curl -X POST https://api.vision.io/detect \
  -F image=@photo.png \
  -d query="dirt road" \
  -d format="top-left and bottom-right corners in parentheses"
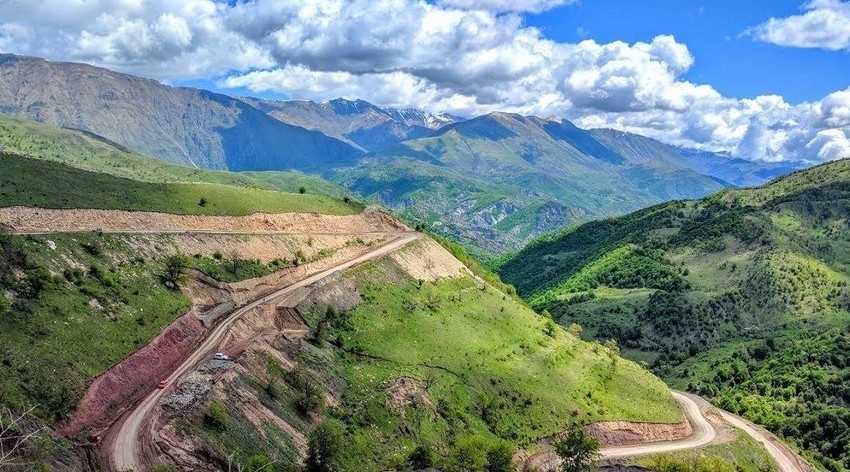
top-left (600, 391), bottom-right (716, 458)
top-left (106, 232), bottom-right (419, 472)
top-left (599, 391), bottom-right (807, 472)
top-left (717, 409), bottom-right (812, 472)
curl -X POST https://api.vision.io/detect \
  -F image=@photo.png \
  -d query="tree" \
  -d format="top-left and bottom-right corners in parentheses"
top-left (305, 420), bottom-right (344, 472)
top-left (162, 254), bottom-right (188, 289)
top-left (226, 250), bottom-right (242, 275)
top-left (485, 443), bottom-right (514, 472)
top-left (299, 186), bottom-right (307, 194)
top-left (604, 339), bottom-right (620, 366)
top-left (544, 319), bottom-right (558, 338)
top-left (205, 401), bottom-right (228, 431)
top-left (408, 444), bottom-right (435, 470)
top-left (554, 428), bottom-right (599, 472)
top-left (567, 323), bottom-right (583, 338)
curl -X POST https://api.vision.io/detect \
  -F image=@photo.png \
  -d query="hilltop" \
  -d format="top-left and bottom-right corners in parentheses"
top-left (497, 159), bottom-right (850, 471)
top-left (241, 97), bottom-right (460, 152)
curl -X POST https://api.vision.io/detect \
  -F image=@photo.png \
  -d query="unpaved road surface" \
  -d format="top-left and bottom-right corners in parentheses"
top-left (106, 232), bottom-right (419, 472)
top-left (600, 391), bottom-right (808, 472)
top-left (600, 391), bottom-right (716, 458)
top-left (717, 409), bottom-right (812, 472)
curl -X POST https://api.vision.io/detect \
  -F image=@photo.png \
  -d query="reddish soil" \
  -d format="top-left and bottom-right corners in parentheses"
top-left (586, 419), bottom-right (693, 447)
top-left (58, 311), bottom-right (207, 439)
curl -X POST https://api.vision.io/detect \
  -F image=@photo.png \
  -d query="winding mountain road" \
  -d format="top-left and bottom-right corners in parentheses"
top-left (105, 232), bottom-right (420, 472)
top-left (598, 391), bottom-right (807, 471)
top-left (599, 392), bottom-right (716, 459)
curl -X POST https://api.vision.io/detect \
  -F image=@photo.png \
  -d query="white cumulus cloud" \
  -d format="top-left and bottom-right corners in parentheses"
top-left (749, 0), bottom-right (850, 50)
top-left (0, 0), bottom-right (848, 163)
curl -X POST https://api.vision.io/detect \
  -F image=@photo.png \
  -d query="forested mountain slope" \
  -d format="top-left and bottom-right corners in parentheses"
top-left (498, 159), bottom-right (850, 470)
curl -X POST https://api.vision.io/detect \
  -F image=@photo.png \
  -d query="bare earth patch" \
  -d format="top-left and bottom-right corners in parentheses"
top-left (0, 206), bottom-right (408, 234)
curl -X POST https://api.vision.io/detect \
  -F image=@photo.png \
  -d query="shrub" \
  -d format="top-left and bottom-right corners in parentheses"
top-left (408, 444), bottom-right (435, 469)
top-left (247, 454), bottom-right (273, 471)
top-left (299, 186), bottom-right (307, 194)
top-left (205, 401), bottom-right (228, 431)
top-left (453, 435), bottom-right (487, 472)
top-left (554, 428), bottom-right (599, 472)
top-left (161, 254), bottom-right (188, 289)
top-left (306, 419), bottom-right (344, 472)
top-left (485, 443), bottom-right (515, 472)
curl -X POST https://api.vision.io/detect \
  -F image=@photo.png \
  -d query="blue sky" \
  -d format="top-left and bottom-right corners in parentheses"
top-left (526, 0), bottom-right (849, 103)
top-left (1, 0), bottom-right (849, 162)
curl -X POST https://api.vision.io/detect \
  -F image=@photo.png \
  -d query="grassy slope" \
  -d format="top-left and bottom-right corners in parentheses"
top-left (178, 238), bottom-right (684, 471)
top-left (0, 152), bottom-right (360, 216)
top-left (497, 159), bottom-right (850, 471)
top-left (294, 249), bottom-right (681, 471)
top-left (0, 232), bottom-right (190, 421)
top-left (0, 114), bottom-right (355, 201)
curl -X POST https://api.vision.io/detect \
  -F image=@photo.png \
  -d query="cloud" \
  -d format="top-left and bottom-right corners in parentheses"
top-left (436, 0), bottom-right (575, 13)
top-left (0, 0), bottom-right (848, 163)
top-left (748, 0), bottom-right (850, 50)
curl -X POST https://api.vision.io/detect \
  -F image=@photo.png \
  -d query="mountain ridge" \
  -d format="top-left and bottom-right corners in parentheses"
top-left (0, 53), bottom-right (364, 171)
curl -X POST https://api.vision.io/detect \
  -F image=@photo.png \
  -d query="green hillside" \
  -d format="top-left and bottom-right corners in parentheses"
top-left (175, 240), bottom-right (683, 472)
top-left (497, 159), bottom-right (850, 471)
top-left (0, 114), bottom-right (354, 200)
top-left (0, 152), bottom-right (360, 216)
top-left (339, 113), bottom-right (725, 257)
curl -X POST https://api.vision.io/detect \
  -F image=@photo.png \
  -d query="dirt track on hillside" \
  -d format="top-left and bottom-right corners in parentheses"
top-left (0, 206), bottom-right (407, 234)
top-left (105, 233), bottom-right (420, 472)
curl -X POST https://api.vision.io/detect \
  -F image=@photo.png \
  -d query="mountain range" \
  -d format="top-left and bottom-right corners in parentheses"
top-left (0, 53), bottom-right (805, 255)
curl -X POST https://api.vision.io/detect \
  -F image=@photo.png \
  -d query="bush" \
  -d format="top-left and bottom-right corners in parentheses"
top-left (453, 435), bottom-right (487, 472)
top-left (408, 444), bottom-right (435, 469)
top-left (485, 443), bottom-right (515, 472)
top-left (161, 254), bottom-right (188, 289)
top-left (247, 454), bottom-right (273, 471)
top-left (299, 186), bottom-right (307, 194)
top-left (205, 401), bottom-right (228, 431)
top-left (554, 428), bottom-right (599, 472)
top-left (306, 419), bottom-right (344, 472)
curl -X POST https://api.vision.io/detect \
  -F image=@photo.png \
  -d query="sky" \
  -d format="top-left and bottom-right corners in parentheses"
top-left (0, 0), bottom-right (849, 163)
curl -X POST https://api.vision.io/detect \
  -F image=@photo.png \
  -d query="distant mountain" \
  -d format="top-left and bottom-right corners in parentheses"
top-left (338, 112), bottom-right (727, 255)
top-left (0, 54), bottom-right (363, 171)
top-left (674, 147), bottom-right (806, 187)
top-left (241, 97), bottom-right (461, 152)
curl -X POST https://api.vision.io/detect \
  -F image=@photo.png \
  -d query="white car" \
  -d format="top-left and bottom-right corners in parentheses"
top-left (213, 352), bottom-right (229, 361)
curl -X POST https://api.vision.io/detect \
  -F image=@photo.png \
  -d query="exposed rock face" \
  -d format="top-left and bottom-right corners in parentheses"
top-left (586, 419), bottom-right (693, 447)
top-left (0, 54), bottom-right (363, 171)
top-left (58, 312), bottom-right (207, 438)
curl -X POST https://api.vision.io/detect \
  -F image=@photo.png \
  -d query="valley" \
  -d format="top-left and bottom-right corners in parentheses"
top-left (0, 49), bottom-right (837, 472)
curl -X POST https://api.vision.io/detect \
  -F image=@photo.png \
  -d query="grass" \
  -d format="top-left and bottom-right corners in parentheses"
top-left (0, 152), bottom-right (361, 216)
top-left (631, 431), bottom-right (779, 472)
top-left (0, 233), bottom-right (190, 421)
top-left (299, 254), bottom-right (682, 471)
